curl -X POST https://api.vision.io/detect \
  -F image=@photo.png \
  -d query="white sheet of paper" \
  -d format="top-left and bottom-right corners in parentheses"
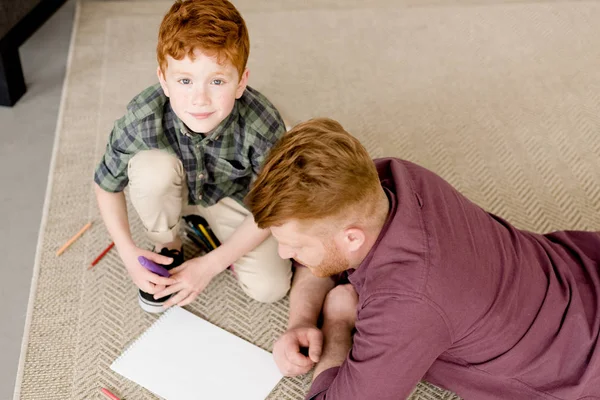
top-left (110, 306), bottom-right (282, 400)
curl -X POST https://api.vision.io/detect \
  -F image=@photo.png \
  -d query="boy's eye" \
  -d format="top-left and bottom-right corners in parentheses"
top-left (211, 79), bottom-right (224, 85)
top-left (179, 78), bottom-right (191, 85)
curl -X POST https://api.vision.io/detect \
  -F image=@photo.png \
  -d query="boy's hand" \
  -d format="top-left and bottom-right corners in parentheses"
top-left (119, 244), bottom-right (176, 294)
top-left (273, 325), bottom-right (323, 376)
top-left (155, 254), bottom-right (223, 307)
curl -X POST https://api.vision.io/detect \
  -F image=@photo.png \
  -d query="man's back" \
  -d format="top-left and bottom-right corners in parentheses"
top-left (350, 158), bottom-right (600, 399)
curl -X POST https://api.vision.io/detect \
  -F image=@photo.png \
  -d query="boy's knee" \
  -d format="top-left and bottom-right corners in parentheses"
top-left (128, 150), bottom-right (183, 196)
top-left (241, 276), bottom-right (291, 304)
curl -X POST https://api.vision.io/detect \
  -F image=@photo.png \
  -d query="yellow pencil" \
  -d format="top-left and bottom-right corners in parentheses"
top-left (198, 225), bottom-right (217, 249)
top-left (56, 222), bottom-right (93, 256)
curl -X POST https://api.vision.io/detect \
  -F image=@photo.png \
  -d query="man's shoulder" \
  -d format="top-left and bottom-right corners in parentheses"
top-left (236, 86), bottom-right (285, 140)
top-left (374, 158), bottom-right (413, 188)
top-left (119, 83), bottom-right (168, 126)
top-left (374, 157), bottom-right (425, 174)
top-left (375, 157), bottom-right (447, 189)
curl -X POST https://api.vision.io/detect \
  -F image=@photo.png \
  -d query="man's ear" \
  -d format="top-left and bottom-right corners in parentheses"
top-left (157, 66), bottom-right (170, 97)
top-left (235, 68), bottom-right (250, 99)
top-left (342, 228), bottom-right (366, 253)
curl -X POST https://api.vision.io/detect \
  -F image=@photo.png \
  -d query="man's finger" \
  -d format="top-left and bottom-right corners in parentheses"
top-left (284, 344), bottom-right (313, 367)
top-left (306, 329), bottom-right (323, 362)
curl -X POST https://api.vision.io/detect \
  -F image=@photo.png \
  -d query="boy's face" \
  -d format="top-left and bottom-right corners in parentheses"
top-left (158, 49), bottom-right (249, 134)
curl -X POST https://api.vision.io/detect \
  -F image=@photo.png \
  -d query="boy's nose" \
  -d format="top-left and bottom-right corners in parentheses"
top-left (191, 87), bottom-right (210, 106)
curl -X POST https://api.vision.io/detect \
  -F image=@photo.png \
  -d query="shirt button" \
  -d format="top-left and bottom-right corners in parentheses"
top-left (198, 173), bottom-right (204, 179)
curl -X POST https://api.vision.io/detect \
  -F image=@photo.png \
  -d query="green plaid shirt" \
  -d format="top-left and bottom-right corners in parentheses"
top-left (94, 83), bottom-right (285, 207)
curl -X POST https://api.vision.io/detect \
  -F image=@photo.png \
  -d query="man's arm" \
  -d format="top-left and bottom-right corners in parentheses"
top-left (288, 266), bottom-right (335, 329)
top-left (312, 285), bottom-right (357, 379)
top-left (313, 321), bottom-right (353, 377)
top-left (307, 295), bottom-right (452, 400)
top-left (272, 266), bottom-right (334, 376)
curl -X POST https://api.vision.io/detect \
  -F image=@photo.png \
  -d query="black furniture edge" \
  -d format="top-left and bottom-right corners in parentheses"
top-left (0, 0), bottom-right (69, 107)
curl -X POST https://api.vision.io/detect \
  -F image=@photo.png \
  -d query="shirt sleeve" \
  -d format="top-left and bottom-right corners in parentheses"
top-left (248, 117), bottom-right (286, 179)
top-left (93, 113), bottom-right (141, 192)
top-left (307, 295), bottom-right (452, 400)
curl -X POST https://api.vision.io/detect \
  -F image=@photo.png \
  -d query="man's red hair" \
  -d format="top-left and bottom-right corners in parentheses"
top-left (246, 118), bottom-right (381, 229)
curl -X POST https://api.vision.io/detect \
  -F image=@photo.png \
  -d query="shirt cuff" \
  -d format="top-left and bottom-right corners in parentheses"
top-left (306, 367), bottom-right (340, 399)
top-left (93, 168), bottom-right (127, 193)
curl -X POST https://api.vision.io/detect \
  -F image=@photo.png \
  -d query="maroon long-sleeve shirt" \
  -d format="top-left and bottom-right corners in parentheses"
top-left (307, 158), bottom-right (600, 400)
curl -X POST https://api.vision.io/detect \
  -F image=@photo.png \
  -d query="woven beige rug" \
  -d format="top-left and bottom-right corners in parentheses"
top-left (14, 0), bottom-right (600, 399)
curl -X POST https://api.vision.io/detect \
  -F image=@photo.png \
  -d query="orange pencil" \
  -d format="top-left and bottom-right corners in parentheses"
top-left (100, 387), bottom-right (121, 400)
top-left (56, 222), bottom-right (92, 256)
top-left (88, 242), bottom-right (115, 269)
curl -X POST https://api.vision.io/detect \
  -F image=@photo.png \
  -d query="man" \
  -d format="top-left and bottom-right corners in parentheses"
top-left (245, 118), bottom-right (600, 399)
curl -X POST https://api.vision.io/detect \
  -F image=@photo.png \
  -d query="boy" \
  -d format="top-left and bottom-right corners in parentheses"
top-left (93, 0), bottom-right (292, 313)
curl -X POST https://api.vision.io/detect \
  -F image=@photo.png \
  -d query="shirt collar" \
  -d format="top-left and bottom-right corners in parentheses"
top-left (348, 187), bottom-right (396, 293)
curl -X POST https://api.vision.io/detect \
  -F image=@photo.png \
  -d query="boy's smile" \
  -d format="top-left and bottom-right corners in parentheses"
top-left (158, 49), bottom-right (249, 134)
top-left (189, 112), bottom-right (214, 120)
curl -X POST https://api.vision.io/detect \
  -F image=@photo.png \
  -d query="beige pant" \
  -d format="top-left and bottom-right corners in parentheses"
top-left (127, 150), bottom-right (292, 303)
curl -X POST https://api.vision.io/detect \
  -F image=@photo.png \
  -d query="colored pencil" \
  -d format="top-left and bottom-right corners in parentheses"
top-left (88, 242), bottom-right (115, 269)
top-left (100, 387), bottom-right (121, 400)
top-left (198, 224), bottom-right (218, 249)
top-left (56, 222), bottom-right (92, 256)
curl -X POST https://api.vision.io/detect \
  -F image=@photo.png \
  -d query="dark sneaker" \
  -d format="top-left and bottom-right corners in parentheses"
top-left (138, 247), bottom-right (184, 313)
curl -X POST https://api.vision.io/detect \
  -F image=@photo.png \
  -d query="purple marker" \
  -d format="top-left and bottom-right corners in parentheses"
top-left (138, 256), bottom-right (171, 277)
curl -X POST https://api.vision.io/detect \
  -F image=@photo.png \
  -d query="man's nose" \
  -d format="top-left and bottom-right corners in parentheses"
top-left (278, 244), bottom-right (295, 260)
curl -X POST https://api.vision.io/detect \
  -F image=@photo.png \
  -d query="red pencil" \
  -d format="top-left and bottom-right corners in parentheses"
top-left (89, 242), bottom-right (115, 269)
top-left (100, 387), bottom-right (121, 400)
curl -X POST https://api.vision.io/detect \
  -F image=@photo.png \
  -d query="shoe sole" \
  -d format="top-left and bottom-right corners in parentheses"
top-left (138, 293), bottom-right (167, 314)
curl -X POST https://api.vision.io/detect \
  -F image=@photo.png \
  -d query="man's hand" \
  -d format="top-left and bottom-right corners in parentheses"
top-left (119, 244), bottom-right (176, 294)
top-left (154, 253), bottom-right (223, 307)
top-left (273, 325), bottom-right (323, 376)
top-left (322, 284), bottom-right (359, 328)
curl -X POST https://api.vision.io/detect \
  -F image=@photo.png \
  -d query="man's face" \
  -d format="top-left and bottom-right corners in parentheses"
top-left (270, 220), bottom-right (350, 278)
top-left (158, 49), bottom-right (248, 134)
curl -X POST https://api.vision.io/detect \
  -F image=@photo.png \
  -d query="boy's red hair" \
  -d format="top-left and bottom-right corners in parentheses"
top-left (157, 0), bottom-right (249, 79)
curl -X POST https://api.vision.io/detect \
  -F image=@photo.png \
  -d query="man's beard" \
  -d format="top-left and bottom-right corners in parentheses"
top-left (302, 240), bottom-right (350, 278)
